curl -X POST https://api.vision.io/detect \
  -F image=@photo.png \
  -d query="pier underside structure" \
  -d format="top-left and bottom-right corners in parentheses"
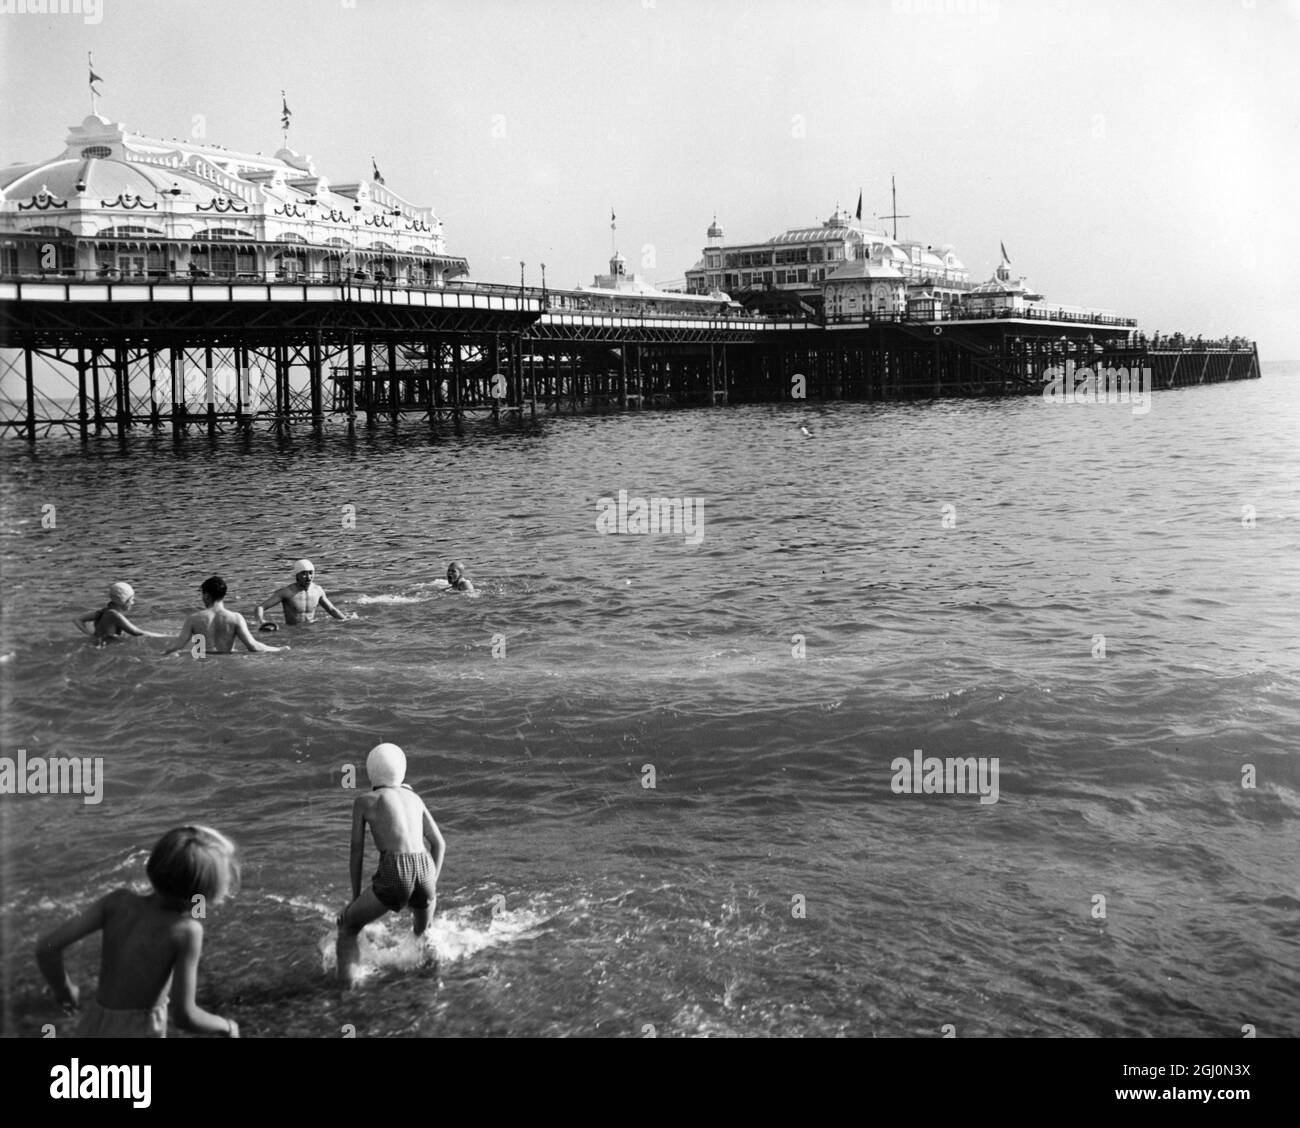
top-left (0, 280), bottom-right (1261, 441)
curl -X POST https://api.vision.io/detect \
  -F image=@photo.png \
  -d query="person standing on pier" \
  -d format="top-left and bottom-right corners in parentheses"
top-left (256, 559), bottom-right (347, 628)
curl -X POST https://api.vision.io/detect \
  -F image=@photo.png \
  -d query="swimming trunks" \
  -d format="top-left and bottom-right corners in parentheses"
top-left (77, 996), bottom-right (168, 1038)
top-left (371, 851), bottom-right (436, 912)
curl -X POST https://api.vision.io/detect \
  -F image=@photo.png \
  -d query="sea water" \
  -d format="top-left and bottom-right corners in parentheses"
top-left (1, 365), bottom-right (1297, 1037)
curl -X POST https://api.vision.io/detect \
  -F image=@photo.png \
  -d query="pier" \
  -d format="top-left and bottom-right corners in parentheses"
top-left (0, 276), bottom-right (1260, 441)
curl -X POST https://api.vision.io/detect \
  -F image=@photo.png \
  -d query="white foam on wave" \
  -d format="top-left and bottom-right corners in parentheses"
top-left (354, 593), bottom-right (429, 605)
top-left (316, 904), bottom-right (545, 979)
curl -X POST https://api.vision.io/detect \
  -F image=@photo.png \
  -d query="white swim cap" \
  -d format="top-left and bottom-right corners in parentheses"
top-left (291, 558), bottom-right (314, 576)
top-left (366, 743), bottom-right (406, 787)
top-left (108, 582), bottom-right (134, 604)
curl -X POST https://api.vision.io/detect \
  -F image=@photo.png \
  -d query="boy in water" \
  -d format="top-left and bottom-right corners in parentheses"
top-left (35, 825), bottom-right (241, 1037)
top-left (445, 561), bottom-right (475, 593)
top-left (74, 582), bottom-right (168, 646)
top-left (336, 743), bottom-right (447, 988)
top-left (256, 558), bottom-right (347, 629)
top-left (163, 575), bottom-right (287, 655)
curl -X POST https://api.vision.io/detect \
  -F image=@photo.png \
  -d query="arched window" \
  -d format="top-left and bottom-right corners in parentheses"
top-left (27, 226), bottom-right (76, 272)
top-left (97, 225), bottom-right (166, 238)
top-left (194, 227), bottom-right (253, 240)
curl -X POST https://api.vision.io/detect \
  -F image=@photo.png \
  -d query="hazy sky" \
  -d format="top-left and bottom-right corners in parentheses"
top-left (2, 0), bottom-right (1297, 357)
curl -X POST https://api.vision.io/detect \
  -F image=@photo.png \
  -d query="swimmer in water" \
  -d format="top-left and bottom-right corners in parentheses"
top-left (162, 576), bottom-right (287, 655)
top-left (444, 561), bottom-right (475, 593)
top-left (255, 559), bottom-right (346, 629)
top-left (336, 743), bottom-right (446, 989)
top-left (74, 582), bottom-right (168, 646)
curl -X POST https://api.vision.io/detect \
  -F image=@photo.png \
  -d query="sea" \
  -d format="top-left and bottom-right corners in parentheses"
top-left (1, 363), bottom-right (1297, 1039)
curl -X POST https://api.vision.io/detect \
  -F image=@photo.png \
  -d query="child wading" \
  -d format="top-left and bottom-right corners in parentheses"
top-left (336, 743), bottom-right (447, 987)
top-left (35, 825), bottom-right (241, 1037)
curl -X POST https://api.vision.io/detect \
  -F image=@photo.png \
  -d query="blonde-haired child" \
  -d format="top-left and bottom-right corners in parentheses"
top-left (36, 825), bottom-right (241, 1037)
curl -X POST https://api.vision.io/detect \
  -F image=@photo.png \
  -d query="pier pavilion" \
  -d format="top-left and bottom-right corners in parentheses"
top-left (0, 114), bottom-right (469, 287)
top-left (684, 207), bottom-right (972, 317)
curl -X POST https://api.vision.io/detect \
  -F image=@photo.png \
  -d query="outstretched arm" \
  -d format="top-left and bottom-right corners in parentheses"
top-left (161, 615), bottom-right (198, 655)
top-left (422, 807), bottom-right (446, 877)
top-left (255, 590), bottom-right (284, 626)
top-left (318, 593), bottom-right (347, 621)
top-left (35, 894), bottom-right (109, 1008)
top-left (235, 614), bottom-right (286, 653)
top-left (170, 920), bottom-right (238, 1036)
top-left (112, 613), bottom-right (168, 640)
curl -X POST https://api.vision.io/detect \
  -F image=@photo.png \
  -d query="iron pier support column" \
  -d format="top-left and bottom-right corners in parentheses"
top-left (24, 347), bottom-right (36, 442)
top-left (76, 346), bottom-right (89, 443)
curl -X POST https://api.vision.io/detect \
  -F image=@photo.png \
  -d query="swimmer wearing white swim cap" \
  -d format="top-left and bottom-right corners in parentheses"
top-left (255, 557), bottom-right (347, 628)
top-left (336, 742), bottom-right (447, 988)
top-left (74, 580), bottom-right (167, 645)
top-left (366, 743), bottom-right (406, 787)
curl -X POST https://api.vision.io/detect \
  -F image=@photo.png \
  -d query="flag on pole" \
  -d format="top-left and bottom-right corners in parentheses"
top-left (610, 207), bottom-right (616, 229)
top-left (1000, 240), bottom-right (1010, 263)
top-left (372, 158), bottom-right (385, 185)
top-left (280, 91), bottom-right (292, 131)
top-left (89, 54), bottom-right (103, 95)
top-left (855, 189), bottom-right (862, 221)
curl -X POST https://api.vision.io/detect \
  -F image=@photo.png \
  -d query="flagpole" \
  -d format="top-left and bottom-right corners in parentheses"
top-left (88, 53), bottom-right (98, 116)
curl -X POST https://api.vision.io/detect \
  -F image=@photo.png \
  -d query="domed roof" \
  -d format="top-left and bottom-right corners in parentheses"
top-left (2, 156), bottom-right (221, 206)
top-left (707, 216), bottom-right (724, 239)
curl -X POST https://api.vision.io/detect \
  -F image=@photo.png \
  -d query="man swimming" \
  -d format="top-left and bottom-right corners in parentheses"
top-left (256, 559), bottom-right (346, 628)
top-left (163, 576), bottom-right (287, 655)
top-left (445, 561), bottom-right (475, 593)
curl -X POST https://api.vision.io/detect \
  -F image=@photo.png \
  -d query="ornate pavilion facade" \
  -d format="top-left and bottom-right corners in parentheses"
top-left (684, 207), bottom-right (971, 318)
top-left (0, 114), bottom-right (469, 286)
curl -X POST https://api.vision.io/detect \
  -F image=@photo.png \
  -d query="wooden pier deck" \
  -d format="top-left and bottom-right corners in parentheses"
top-left (0, 278), bottom-right (1261, 440)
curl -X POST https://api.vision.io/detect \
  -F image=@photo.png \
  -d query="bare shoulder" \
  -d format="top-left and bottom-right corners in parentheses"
top-left (101, 887), bottom-right (135, 913)
top-left (169, 915), bottom-right (203, 948)
top-left (402, 787), bottom-right (433, 815)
